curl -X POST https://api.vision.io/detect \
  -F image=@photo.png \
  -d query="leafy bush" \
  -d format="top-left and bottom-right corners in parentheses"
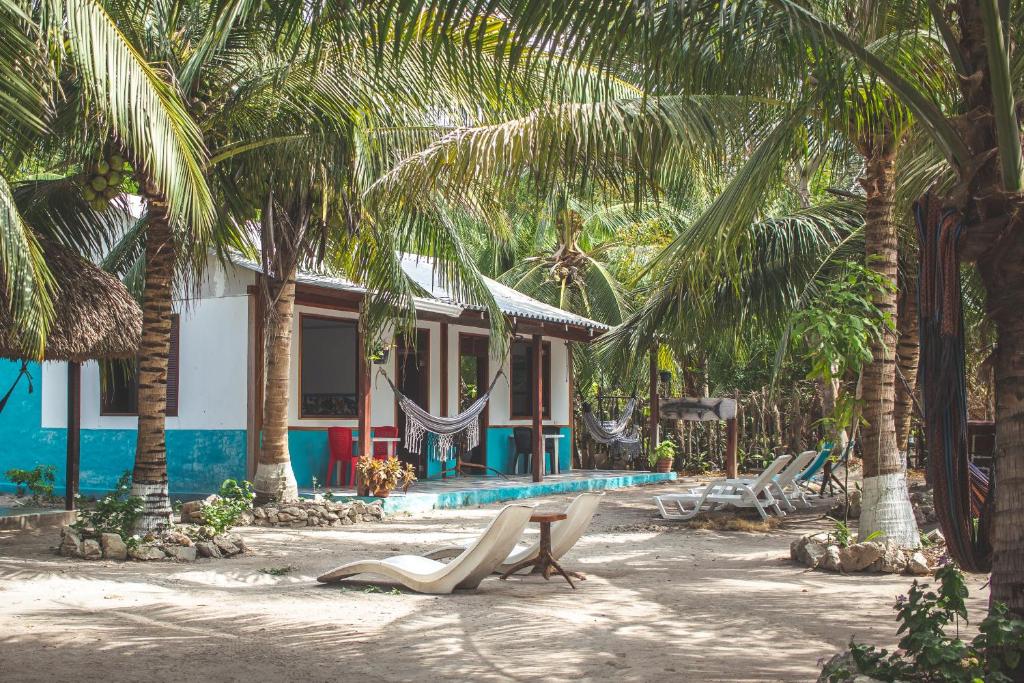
top-left (648, 439), bottom-right (677, 468)
top-left (5, 464), bottom-right (57, 501)
top-left (356, 456), bottom-right (416, 494)
top-left (199, 479), bottom-right (254, 535)
top-left (822, 566), bottom-right (1024, 682)
top-left (72, 471), bottom-right (143, 544)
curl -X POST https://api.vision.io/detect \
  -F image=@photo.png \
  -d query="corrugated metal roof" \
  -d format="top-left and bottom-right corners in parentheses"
top-left (231, 253), bottom-right (608, 332)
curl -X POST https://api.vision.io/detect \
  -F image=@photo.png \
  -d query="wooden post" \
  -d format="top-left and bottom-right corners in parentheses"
top-left (532, 334), bottom-right (544, 482)
top-left (567, 343), bottom-right (575, 470)
top-left (65, 362), bottom-right (81, 511)
top-left (725, 417), bottom-right (738, 478)
top-left (357, 334), bottom-right (372, 480)
top-left (440, 323), bottom-right (449, 418)
top-left (648, 345), bottom-right (660, 462)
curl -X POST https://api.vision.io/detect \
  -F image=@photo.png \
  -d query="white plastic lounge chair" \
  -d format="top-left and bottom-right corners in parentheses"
top-left (654, 454), bottom-right (792, 521)
top-left (726, 450), bottom-right (817, 511)
top-left (316, 504), bottom-right (535, 594)
top-left (423, 493), bottom-right (602, 574)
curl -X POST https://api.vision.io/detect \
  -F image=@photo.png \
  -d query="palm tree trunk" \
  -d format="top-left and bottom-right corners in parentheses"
top-left (982, 267), bottom-right (1024, 616)
top-left (894, 282), bottom-right (919, 454)
top-left (857, 140), bottom-right (919, 547)
top-left (955, 0), bottom-right (1024, 615)
top-left (253, 265), bottom-right (299, 504)
top-left (131, 203), bottom-right (175, 531)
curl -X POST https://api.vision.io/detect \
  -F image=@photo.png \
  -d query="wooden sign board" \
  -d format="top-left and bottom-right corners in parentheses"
top-left (661, 397), bottom-right (737, 422)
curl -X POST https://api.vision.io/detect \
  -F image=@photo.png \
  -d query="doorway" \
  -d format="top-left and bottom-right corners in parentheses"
top-left (458, 333), bottom-right (489, 472)
top-left (396, 330), bottom-right (430, 476)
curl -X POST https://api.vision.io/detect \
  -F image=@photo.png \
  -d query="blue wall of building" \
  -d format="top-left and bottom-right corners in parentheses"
top-left (0, 361), bottom-right (246, 497)
top-left (289, 426), bottom-right (573, 488)
top-left (1, 361), bottom-right (574, 497)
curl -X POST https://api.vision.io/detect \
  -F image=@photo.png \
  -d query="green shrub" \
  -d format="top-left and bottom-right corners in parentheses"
top-left (72, 471), bottom-right (144, 544)
top-left (5, 464), bottom-right (57, 501)
top-left (822, 566), bottom-right (1024, 682)
top-left (648, 439), bottom-right (677, 468)
top-left (199, 479), bottom-right (254, 535)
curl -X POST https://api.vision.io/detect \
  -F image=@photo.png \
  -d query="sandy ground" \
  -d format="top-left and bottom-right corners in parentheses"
top-left (0, 482), bottom-right (989, 682)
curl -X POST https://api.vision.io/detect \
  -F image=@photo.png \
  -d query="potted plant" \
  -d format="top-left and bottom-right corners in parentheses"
top-left (355, 455), bottom-right (417, 498)
top-left (367, 340), bottom-right (392, 365)
top-left (649, 439), bottom-right (676, 473)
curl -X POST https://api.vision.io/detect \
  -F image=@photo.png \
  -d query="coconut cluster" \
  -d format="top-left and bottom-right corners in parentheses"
top-left (80, 152), bottom-right (132, 212)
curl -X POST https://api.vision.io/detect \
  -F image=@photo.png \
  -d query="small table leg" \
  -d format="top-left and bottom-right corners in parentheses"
top-left (499, 520), bottom-right (585, 588)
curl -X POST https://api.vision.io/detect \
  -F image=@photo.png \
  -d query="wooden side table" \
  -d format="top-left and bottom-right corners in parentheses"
top-left (499, 512), bottom-right (584, 589)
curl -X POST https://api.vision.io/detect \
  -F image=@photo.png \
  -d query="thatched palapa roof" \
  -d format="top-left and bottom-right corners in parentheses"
top-left (0, 241), bottom-right (142, 362)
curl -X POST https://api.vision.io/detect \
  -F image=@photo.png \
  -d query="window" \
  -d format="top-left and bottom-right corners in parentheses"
top-left (100, 315), bottom-right (179, 416)
top-left (509, 339), bottom-right (550, 419)
top-left (299, 315), bottom-right (358, 418)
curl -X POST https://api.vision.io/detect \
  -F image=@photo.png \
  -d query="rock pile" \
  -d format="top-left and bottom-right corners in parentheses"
top-left (791, 532), bottom-right (934, 575)
top-left (59, 525), bottom-right (246, 562)
top-left (178, 497), bottom-right (386, 528)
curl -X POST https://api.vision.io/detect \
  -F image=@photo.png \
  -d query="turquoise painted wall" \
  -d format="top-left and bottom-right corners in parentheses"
top-left (0, 361), bottom-right (246, 497)
top-left (1, 361), bottom-right (573, 496)
top-left (288, 426), bottom-right (573, 487)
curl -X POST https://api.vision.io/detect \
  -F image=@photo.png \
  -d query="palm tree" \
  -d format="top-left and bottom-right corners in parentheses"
top-left (394, 0), bottom-right (1023, 612)
top-left (4, 0), bottom-right (217, 529)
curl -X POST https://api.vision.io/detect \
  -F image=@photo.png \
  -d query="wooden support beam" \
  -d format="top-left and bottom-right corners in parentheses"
top-left (567, 343), bottom-right (575, 469)
top-left (65, 362), bottom-right (81, 511)
top-left (648, 346), bottom-right (660, 460)
top-left (246, 278), bottom-right (264, 481)
top-left (725, 417), bottom-right (738, 479)
top-left (440, 323), bottom-right (449, 418)
top-left (532, 333), bottom-right (544, 482)
top-left (357, 334), bottom-right (372, 489)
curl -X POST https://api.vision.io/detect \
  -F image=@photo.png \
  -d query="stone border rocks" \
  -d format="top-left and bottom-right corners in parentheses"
top-left (179, 497), bottom-right (386, 529)
top-left (59, 526), bottom-right (246, 562)
top-left (791, 532), bottom-right (935, 575)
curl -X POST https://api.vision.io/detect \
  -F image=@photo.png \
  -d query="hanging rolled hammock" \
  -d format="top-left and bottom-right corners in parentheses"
top-left (916, 194), bottom-right (992, 572)
top-left (581, 398), bottom-right (640, 445)
top-left (379, 368), bottom-right (505, 462)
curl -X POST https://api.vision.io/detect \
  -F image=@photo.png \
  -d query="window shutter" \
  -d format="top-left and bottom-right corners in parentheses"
top-left (166, 315), bottom-right (180, 417)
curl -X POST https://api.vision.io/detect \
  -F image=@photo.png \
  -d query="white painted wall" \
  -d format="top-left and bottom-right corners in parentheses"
top-left (441, 326), bottom-right (570, 427)
top-left (41, 260), bottom-right (250, 430)
top-left (39, 255), bottom-right (573, 435)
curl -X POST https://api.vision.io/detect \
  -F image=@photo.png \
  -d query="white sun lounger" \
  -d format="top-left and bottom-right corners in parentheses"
top-left (724, 450), bottom-right (818, 511)
top-left (654, 454), bottom-right (792, 521)
top-left (316, 504), bottom-right (535, 594)
top-left (423, 493), bottom-right (602, 574)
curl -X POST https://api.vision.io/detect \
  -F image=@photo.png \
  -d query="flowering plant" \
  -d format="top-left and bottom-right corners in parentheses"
top-left (356, 456), bottom-right (417, 495)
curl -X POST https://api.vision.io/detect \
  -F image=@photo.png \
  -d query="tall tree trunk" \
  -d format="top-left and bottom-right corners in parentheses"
top-left (131, 203), bottom-right (175, 531)
top-left (954, 0), bottom-right (1024, 616)
top-left (894, 282), bottom-right (920, 454)
top-left (857, 140), bottom-right (919, 547)
top-left (819, 372), bottom-right (849, 451)
top-left (253, 266), bottom-right (299, 504)
top-left (981, 262), bottom-right (1024, 616)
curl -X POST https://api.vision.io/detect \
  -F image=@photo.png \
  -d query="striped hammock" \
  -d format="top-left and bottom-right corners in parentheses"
top-left (381, 370), bottom-right (504, 462)
top-left (581, 399), bottom-right (640, 445)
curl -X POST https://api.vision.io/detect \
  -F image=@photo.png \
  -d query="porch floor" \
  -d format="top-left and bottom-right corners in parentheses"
top-left (302, 469), bottom-right (677, 514)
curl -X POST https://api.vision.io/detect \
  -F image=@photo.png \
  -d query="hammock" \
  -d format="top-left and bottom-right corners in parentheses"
top-left (380, 369), bottom-right (504, 462)
top-left (916, 194), bottom-right (992, 572)
top-left (581, 399), bottom-right (640, 445)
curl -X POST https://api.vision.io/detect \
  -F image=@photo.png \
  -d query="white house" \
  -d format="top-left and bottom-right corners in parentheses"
top-left (1, 253), bottom-right (607, 496)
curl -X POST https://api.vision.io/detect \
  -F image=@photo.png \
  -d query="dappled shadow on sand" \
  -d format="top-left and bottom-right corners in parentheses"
top-left (0, 485), bottom-right (989, 682)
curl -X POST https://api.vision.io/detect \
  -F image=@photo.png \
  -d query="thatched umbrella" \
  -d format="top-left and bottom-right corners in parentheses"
top-left (0, 240), bottom-right (142, 362)
top-left (0, 240), bottom-right (142, 510)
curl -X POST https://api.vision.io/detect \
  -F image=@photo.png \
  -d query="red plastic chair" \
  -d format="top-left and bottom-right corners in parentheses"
top-left (373, 425), bottom-right (399, 460)
top-left (327, 427), bottom-right (357, 487)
